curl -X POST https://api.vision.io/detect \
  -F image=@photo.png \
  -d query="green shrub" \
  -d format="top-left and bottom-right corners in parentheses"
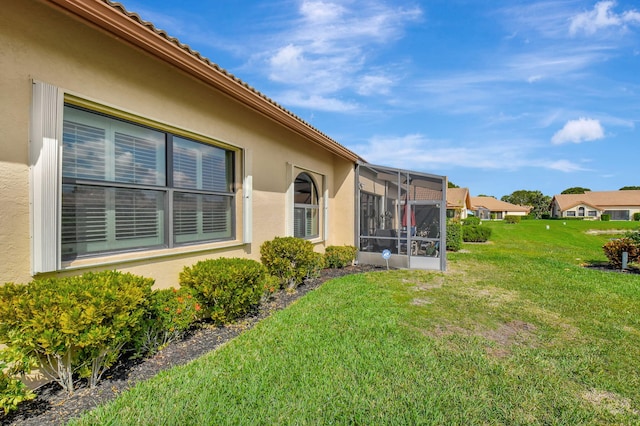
top-left (0, 353), bottom-right (35, 415)
top-left (602, 238), bottom-right (640, 268)
top-left (504, 215), bottom-right (521, 224)
top-left (541, 213), bottom-right (551, 219)
top-left (462, 225), bottom-right (492, 242)
top-left (180, 258), bottom-right (268, 324)
top-left (633, 212), bottom-right (640, 221)
top-left (601, 214), bottom-right (610, 221)
top-left (131, 287), bottom-right (205, 357)
top-left (0, 271), bottom-right (152, 394)
top-left (260, 237), bottom-right (322, 288)
top-left (624, 229), bottom-right (640, 246)
top-left (325, 245), bottom-right (358, 268)
top-left (462, 216), bottom-right (481, 226)
top-left (446, 220), bottom-right (462, 252)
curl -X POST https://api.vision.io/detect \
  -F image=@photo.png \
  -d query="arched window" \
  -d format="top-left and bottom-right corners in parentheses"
top-left (294, 172), bottom-right (319, 238)
top-left (578, 206), bottom-right (585, 217)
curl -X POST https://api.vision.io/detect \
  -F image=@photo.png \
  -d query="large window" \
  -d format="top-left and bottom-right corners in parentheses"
top-left (293, 172), bottom-right (319, 239)
top-left (61, 105), bottom-right (234, 259)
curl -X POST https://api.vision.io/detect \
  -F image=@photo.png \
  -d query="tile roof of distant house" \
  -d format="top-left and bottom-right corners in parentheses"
top-left (45, 0), bottom-right (363, 163)
top-left (446, 187), bottom-right (471, 209)
top-left (552, 190), bottom-right (640, 211)
top-left (470, 196), bottom-right (531, 212)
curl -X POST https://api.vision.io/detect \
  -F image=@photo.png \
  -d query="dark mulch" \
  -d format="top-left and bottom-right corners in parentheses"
top-left (583, 262), bottom-right (640, 274)
top-left (2, 264), bottom-right (383, 426)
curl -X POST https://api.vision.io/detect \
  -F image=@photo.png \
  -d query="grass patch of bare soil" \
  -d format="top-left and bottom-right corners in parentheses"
top-left (2, 265), bottom-right (382, 426)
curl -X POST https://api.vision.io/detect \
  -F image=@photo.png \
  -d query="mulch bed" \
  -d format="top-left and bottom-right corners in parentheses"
top-left (2, 264), bottom-right (383, 426)
top-left (583, 262), bottom-right (640, 274)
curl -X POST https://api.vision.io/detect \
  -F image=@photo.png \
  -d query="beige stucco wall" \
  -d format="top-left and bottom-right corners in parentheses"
top-left (0, 1), bottom-right (356, 288)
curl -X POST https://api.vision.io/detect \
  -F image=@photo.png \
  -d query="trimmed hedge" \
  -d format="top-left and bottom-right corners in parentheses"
top-left (462, 225), bottom-right (492, 242)
top-left (260, 237), bottom-right (324, 288)
top-left (462, 216), bottom-right (481, 226)
top-left (325, 245), bottom-right (358, 268)
top-left (633, 212), bottom-right (640, 221)
top-left (504, 215), bottom-right (521, 224)
top-left (601, 214), bottom-right (610, 221)
top-left (180, 258), bottom-right (268, 324)
top-left (446, 220), bottom-right (463, 252)
top-left (0, 271), bottom-right (153, 394)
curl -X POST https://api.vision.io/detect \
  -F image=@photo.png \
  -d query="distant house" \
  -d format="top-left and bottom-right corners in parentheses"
top-left (471, 197), bottom-right (531, 220)
top-left (446, 188), bottom-right (472, 219)
top-left (551, 190), bottom-right (640, 220)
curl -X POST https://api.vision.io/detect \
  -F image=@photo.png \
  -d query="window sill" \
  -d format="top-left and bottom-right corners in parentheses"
top-left (60, 240), bottom-right (247, 271)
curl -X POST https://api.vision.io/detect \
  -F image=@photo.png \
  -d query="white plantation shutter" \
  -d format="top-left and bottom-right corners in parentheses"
top-left (62, 120), bottom-right (106, 180)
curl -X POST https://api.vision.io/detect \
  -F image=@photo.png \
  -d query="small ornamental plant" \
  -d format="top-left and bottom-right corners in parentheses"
top-left (132, 286), bottom-right (205, 357)
top-left (325, 245), bottom-right (358, 268)
top-left (0, 271), bottom-right (152, 394)
top-left (446, 219), bottom-right (462, 252)
top-left (0, 351), bottom-right (35, 415)
top-left (602, 237), bottom-right (640, 268)
top-left (260, 237), bottom-right (323, 288)
top-left (462, 225), bottom-right (492, 242)
top-left (180, 258), bottom-right (269, 324)
top-left (504, 215), bottom-right (521, 224)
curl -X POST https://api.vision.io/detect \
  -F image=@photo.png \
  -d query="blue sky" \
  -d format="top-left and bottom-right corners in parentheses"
top-left (119, 0), bottom-right (639, 198)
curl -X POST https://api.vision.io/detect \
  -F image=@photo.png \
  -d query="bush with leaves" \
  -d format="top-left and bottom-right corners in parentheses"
top-left (260, 237), bottom-right (323, 288)
top-left (633, 212), bottom-right (640, 221)
top-left (131, 287), bottom-right (205, 357)
top-left (601, 214), bottom-right (610, 221)
top-left (446, 219), bottom-right (463, 252)
top-left (602, 238), bottom-right (640, 268)
top-left (325, 245), bottom-right (358, 268)
top-left (462, 216), bottom-right (481, 226)
top-left (462, 225), bottom-right (492, 242)
top-left (0, 271), bottom-right (152, 394)
top-left (180, 258), bottom-right (268, 324)
top-left (0, 350), bottom-right (35, 415)
top-left (504, 215), bottom-right (521, 224)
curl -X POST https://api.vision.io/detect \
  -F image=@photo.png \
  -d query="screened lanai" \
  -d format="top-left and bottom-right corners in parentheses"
top-left (356, 163), bottom-right (447, 271)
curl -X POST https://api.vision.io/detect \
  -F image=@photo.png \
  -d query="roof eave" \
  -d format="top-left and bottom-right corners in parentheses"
top-left (43, 0), bottom-right (362, 163)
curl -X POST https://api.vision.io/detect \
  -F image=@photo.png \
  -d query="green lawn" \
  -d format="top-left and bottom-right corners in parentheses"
top-left (72, 220), bottom-right (640, 425)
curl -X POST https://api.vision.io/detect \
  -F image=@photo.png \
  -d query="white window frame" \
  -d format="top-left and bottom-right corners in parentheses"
top-left (286, 164), bottom-right (326, 241)
top-left (30, 81), bottom-right (244, 273)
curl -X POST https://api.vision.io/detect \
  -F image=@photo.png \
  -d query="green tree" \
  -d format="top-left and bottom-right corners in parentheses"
top-left (448, 181), bottom-right (459, 188)
top-left (501, 190), bottom-right (551, 219)
top-left (620, 186), bottom-right (640, 190)
top-left (561, 187), bottom-right (590, 194)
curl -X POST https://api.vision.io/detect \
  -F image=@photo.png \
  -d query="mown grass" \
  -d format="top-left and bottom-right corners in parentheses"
top-left (72, 220), bottom-right (640, 425)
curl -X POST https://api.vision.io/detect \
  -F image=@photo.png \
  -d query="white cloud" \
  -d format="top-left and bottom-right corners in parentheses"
top-left (356, 74), bottom-right (394, 96)
top-left (275, 91), bottom-right (358, 112)
top-left (262, 0), bottom-right (421, 107)
top-left (551, 118), bottom-right (605, 144)
top-left (569, 1), bottom-right (640, 36)
top-left (544, 159), bottom-right (591, 172)
top-left (352, 134), bottom-right (536, 171)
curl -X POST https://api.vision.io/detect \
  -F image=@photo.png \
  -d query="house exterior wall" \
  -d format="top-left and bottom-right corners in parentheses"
top-left (0, 1), bottom-right (356, 288)
top-left (559, 204), bottom-right (600, 220)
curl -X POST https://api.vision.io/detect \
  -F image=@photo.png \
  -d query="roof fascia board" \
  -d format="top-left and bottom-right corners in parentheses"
top-left (43, 0), bottom-right (361, 162)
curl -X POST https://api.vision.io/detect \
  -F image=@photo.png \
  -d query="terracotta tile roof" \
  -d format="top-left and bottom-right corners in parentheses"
top-left (45, 0), bottom-right (363, 162)
top-left (470, 196), bottom-right (531, 212)
top-left (446, 187), bottom-right (471, 209)
top-left (553, 190), bottom-right (640, 211)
